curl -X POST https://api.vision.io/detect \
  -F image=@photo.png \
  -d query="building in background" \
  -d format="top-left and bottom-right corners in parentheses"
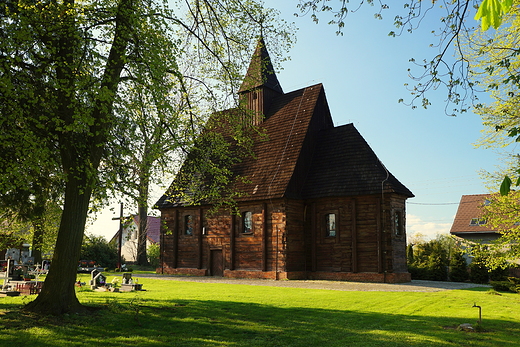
top-left (111, 215), bottom-right (160, 264)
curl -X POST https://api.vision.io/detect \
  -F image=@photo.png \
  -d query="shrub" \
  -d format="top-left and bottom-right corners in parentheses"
top-left (147, 243), bottom-right (160, 268)
top-left (490, 281), bottom-right (514, 292)
top-left (469, 260), bottom-right (489, 284)
top-left (427, 253), bottom-right (448, 281)
top-left (408, 264), bottom-right (430, 280)
top-left (80, 233), bottom-right (118, 269)
top-left (489, 266), bottom-right (510, 281)
top-left (449, 251), bottom-right (469, 282)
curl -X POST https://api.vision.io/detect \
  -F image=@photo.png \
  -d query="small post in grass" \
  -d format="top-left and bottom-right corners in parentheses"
top-left (473, 303), bottom-right (482, 325)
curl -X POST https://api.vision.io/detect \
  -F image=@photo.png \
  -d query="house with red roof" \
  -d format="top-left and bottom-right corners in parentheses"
top-left (450, 194), bottom-right (500, 243)
top-left (155, 39), bottom-right (414, 283)
top-left (111, 215), bottom-right (160, 264)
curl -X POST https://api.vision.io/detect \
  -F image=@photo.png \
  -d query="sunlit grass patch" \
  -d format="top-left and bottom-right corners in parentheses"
top-left (1, 276), bottom-right (520, 346)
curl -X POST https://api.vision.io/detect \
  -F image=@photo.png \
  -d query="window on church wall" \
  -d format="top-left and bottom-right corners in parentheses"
top-left (242, 211), bottom-right (253, 234)
top-left (394, 210), bottom-right (404, 237)
top-left (325, 213), bottom-right (336, 237)
top-left (184, 215), bottom-right (194, 236)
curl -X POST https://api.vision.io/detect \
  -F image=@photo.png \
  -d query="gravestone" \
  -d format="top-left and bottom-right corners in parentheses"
top-left (0, 259), bottom-right (20, 296)
top-left (90, 269), bottom-right (107, 290)
top-left (120, 273), bottom-right (143, 292)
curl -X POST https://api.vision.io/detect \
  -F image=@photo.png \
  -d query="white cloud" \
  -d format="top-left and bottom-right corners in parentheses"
top-left (406, 214), bottom-right (452, 242)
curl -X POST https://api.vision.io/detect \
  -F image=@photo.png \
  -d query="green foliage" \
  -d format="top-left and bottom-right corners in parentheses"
top-left (469, 254), bottom-right (490, 284)
top-left (427, 252), bottom-right (448, 281)
top-left (490, 277), bottom-right (520, 292)
top-left (475, 0), bottom-right (513, 31)
top-left (80, 234), bottom-right (118, 269)
top-left (407, 235), bottom-right (454, 281)
top-left (449, 251), bottom-right (469, 282)
top-left (406, 244), bottom-right (414, 264)
top-left (477, 192), bottom-right (520, 267)
top-left (147, 243), bottom-right (160, 269)
top-left (1, 0), bottom-right (294, 313)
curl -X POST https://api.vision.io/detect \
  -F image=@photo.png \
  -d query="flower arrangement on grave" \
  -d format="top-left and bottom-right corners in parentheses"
top-left (111, 277), bottom-right (120, 288)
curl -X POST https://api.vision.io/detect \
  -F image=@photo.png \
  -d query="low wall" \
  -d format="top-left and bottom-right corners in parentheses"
top-left (157, 267), bottom-right (411, 283)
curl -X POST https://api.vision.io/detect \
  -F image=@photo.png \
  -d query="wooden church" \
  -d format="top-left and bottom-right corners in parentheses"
top-left (155, 39), bottom-right (414, 283)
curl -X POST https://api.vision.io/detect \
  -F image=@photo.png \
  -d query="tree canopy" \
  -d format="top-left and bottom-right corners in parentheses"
top-left (1, 0), bottom-right (293, 315)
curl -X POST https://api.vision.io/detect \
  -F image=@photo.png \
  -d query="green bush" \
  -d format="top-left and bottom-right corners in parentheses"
top-left (427, 253), bottom-right (447, 281)
top-left (489, 266), bottom-right (510, 281)
top-left (490, 281), bottom-right (514, 292)
top-left (147, 243), bottom-right (160, 268)
top-left (469, 253), bottom-right (489, 284)
top-left (80, 233), bottom-right (118, 269)
top-left (449, 251), bottom-right (469, 282)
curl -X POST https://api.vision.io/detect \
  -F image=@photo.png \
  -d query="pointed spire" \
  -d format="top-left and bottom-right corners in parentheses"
top-left (238, 38), bottom-right (283, 94)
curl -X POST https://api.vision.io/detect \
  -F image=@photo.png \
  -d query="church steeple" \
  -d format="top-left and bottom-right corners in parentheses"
top-left (238, 38), bottom-right (283, 124)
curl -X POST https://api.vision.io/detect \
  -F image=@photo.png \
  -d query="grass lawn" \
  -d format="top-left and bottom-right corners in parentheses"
top-left (1, 275), bottom-right (519, 346)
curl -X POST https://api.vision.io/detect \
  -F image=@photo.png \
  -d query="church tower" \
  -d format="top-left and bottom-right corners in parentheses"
top-left (238, 38), bottom-right (283, 125)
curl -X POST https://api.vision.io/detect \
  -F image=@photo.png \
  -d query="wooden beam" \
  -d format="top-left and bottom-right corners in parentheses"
top-left (197, 208), bottom-right (203, 269)
top-left (173, 209), bottom-right (179, 268)
top-left (230, 214), bottom-right (235, 270)
top-left (311, 203), bottom-right (316, 272)
top-left (262, 203), bottom-right (267, 272)
top-left (351, 199), bottom-right (358, 273)
top-left (376, 198), bottom-right (383, 273)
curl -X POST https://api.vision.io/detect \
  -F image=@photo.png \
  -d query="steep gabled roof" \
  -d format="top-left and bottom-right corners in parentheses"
top-left (450, 194), bottom-right (497, 235)
top-left (231, 83), bottom-right (329, 201)
top-left (155, 83), bottom-right (327, 208)
top-left (156, 41), bottom-right (413, 209)
top-left (300, 124), bottom-right (414, 199)
top-left (238, 38), bottom-right (283, 94)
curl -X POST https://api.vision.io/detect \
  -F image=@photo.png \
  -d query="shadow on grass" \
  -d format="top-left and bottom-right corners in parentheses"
top-left (1, 296), bottom-right (519, 347)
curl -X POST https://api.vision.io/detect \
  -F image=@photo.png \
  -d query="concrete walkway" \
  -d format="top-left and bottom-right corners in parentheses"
top-left (133, 273), bottom-right (490, 292)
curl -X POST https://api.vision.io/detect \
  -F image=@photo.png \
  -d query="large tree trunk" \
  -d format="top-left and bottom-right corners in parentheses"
top-left (31, 223), bottom-right (44, 266)
top-left (30, 189), bottom-right (47, 265)
top-left (24, 174), bottom-right (92, 315)
top-left (136, 177), bottom-right (149, 266)
top-left (24, 0), bottom-right (134, 314)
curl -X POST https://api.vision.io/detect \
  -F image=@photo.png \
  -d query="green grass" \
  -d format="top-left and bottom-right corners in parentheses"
top-left (1, 275), bottom-right (520, 346)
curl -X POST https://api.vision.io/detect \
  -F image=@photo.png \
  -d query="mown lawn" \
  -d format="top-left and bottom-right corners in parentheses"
top-left (1, 275), bottom-right (519, 346)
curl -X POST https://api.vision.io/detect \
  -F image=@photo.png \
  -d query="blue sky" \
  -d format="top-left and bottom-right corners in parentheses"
top-left (265, 2), bottom-right (501, 241)
top-left (88, 2), bottom-right (502, 242)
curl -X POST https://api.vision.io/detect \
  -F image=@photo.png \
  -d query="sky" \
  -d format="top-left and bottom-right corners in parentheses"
top-left (87, 1), bottom-right (504, 242)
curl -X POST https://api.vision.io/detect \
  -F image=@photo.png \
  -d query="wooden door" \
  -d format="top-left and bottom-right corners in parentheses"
top-left (210, 249), bottom-right (223, 277)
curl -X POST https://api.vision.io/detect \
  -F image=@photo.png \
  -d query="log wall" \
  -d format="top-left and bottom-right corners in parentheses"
top-left (158, 193), bottom-right (410, 283)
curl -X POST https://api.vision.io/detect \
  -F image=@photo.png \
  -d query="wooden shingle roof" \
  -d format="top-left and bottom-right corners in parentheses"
top-left (231, 83), bottom-right (329, 201)
top-left (450, 194), bottom-right (497, 235)
top-left (238, 38), bottom-right (283, 94)
top-left (156, 41), bottom-right (413, 209)
top-left (300, 124), bottom-right (413, 199)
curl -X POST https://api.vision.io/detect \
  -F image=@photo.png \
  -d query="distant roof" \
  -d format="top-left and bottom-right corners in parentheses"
top-left (450, 194), bottom-right (497, 235)
top-left (111, 215), bottom-right (160, 244)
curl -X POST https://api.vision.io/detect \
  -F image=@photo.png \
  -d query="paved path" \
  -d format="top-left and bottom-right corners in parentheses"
top-left (133, 273), bottom-right (490, 292)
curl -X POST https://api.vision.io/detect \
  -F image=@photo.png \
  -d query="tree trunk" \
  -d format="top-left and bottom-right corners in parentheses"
top-left (31, 223), bottom-right (44, 265)
top-left (136, 177), bottom-right (149, 266)
top-left (24, 174), bottom-right (92, 315)
top-left (30, 189), bottom-right (47, 265)
top-left (24, 0), bottom-right (134, 314)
